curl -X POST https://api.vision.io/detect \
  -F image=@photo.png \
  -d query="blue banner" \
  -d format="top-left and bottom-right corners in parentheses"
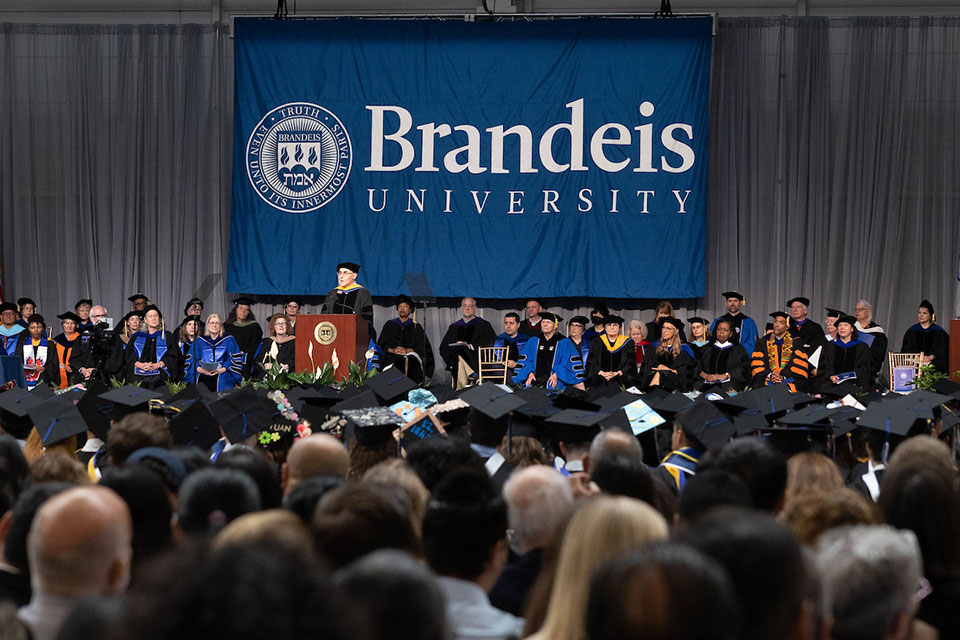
top-left (229, 17), bottom-right (712, 299)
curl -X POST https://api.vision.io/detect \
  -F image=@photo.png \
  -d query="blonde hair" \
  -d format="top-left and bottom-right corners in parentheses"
top-left (361, 459), bottom-right (430, 537)
top-left (785, 452), bottom-right (844, 505)
top-left (213, 509), bottom-right (313, 556)
top-left (204, 313), bottom-right (224, 338)
top-left (530, 496), bottom-right (669, 640)
top-left (656, 321), bottom-right (682, 357)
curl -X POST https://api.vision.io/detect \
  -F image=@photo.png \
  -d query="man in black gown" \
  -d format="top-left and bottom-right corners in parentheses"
top-left (378, 295), bottom-right (434, 384)
top-left (786, 296), bottom-right (825, 354)
top-left (321, 261), bottom-right (375, 339)
top-left (438, 297), bottom-right (496, 384)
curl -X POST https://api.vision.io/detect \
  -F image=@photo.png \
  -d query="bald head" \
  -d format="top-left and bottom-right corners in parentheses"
top-left (283, 434), bottom-right (350, 495)
top-left (588, 429), bottom-right (643, 473)
top-left (502, 465), bottom-right (573, 552)
top-left (28, 486), bottom-right (132, 598)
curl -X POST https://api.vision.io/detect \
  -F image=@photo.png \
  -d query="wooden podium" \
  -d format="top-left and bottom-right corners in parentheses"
top-left (295, 314), bottom-right (370, 379)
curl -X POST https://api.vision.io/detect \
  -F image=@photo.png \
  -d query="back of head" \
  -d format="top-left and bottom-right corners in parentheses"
top-left (107, 413), bottom-right (172, 466)
top-left (4, 482), bottom-right (73, 573)
top-left (312, 483), bottom-right (419, 570)
top-left (335, 549), bottom-right (447, 640)
top-left (886, 435), bottom-right (956, 482)
top-left (538, 496), bottom-right (669, 640)
top-left (675, 509), bottom-right (805, 640)
top-left (785, 451), bottom-right (843, 499)
top-left (780, 488), bottom-right (879, 546)
top-left (0, 433), bottom-right (31, 512)
top-left (588, 429), bottom-right (643, 470)
top-left (361, 459), bottom-right (430, 531)
top-left (713, 438), bottom-right (787, 512)
top-left (590, 454), bottom-right (656, 505)
top-left (422, 466), bottom-right (506, 580)
top-left (177, 467), bottom-right (261, 535)
top-left (587, 543), bottom-right (740, 640)
top-left (30, 450), bottom-right (90, 485)
top-left (217, 446), bottom-right (282, 509)
top-left (815, 525), bottom-right (922, 640)
top-left (214, 509), bottom-right (313, 557)
top-left (676, 470), bottom-right (753, 526)
top-left (285, 434), bottom-right (350, 492)
top-left (283, 475), bottom-right (345, 525)
top-left (27, 485), bottom-right (133, 598)
top-left (405, 437), bottom-right (485, 492)
top-left (878, 465), bottom-right (960, 579)
top-left (502, 465), bottom-right (573, 552)
top-left (99, 464), bottom-right (174, 562)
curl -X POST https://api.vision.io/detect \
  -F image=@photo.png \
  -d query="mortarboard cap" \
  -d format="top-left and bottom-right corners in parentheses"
top-left (835, 315), bottom-right (857, 328)
top-left (29, 395), bottom-right (88, 446)
top-left (210, 388), bottom-right (271, 444)
top-left (331, 389), bottom-right (379, 415)
top-left (128, 293), bottom-right (149, 303)
top-left (75, 380), bottom-right (112, 440)
top-left (232, 296), bottom-right (255, 306)
top-left (553, 387), bottom-right (603, 412)
top-left (337, 261), bottom-right (361, 273)
top-left (602, 314), bottom-right (625, 326)
top-left (140, 304), bottom-right (162, 318)
top-left (512, 386), bottom-right (560, 420)
top-left (181, 314), bottom-right (202, 327)
top-left (919, 299), bottom-right (935, 315)
top-left (931, 379), bottom-right (960, 397)
top-left (364, 369), bottom-right (418, 405)
top-left (539, 311), bottom-right (562, 324)
top-left (721, 291), bottom-right (744, 301)
top-left (16, 298), bottom-right (36, 308)
top-left (120, 310), bottom-right (143, 325)
top-left (825, 307), bottom-right (844, 319)
top-left (660, 316), bottom-right (684, 333)
top-left (0, 302), bottom-right (17, 314)
top-left (676, 399), bottom-right (736, 451)
top-left (183, 298), bottom-right (204, 314)
top-left (56, 311), bottom-right (81, 324)
top-left (546, 409), bottom-right (608, 444)
top-left (687, 316), bottom-right (708, 326)
top-left (649, 391), bottom-right (695, 418)
top-left (769, 311), bottom-right (789, 320)
top-left (568, 315), bottom-right (589, 327)
top-left (718, 384), bottom-right (797, 417)
top-left (0, 388), bottom-right (46, 419)
top-left (856, 404), bottom-right (928, 438)
top-left (786, 297), bottom-right (810, 307)
top-left (459, 383), bottom-right (526, 420)
top-left (354, 422), bottom-right (400, 448)
top-left (74, 299), bottom-right (93, 309)
top-left (168, 398), bottom-right (222, 449)
top-left (396, 294), bottom-right (414, 308)
top-left (99, 385), bottom-right (163, 410)
top-left (26, 314), bottom-right (45, 326)
top-left (595, 390), bottom-right (643, 412)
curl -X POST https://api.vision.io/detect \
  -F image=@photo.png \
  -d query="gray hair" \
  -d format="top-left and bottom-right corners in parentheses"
top-left (625, 319), bottom-right (647, 339)
top-left (589, 429), bottom-right (643, 469)
top-left (855, 299), bottom-right (873, 322)
top-left (814, 525), bottom-right (921, 640)
top-left (502, 466), bottom-right (573, 552)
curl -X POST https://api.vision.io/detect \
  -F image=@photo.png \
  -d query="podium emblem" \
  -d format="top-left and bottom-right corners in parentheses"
top-left (314, 321), bottom-right (338, 345)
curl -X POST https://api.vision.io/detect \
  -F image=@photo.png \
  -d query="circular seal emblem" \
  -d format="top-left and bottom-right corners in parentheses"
top-left (314, 321), bottom-right (338, 346)
top-left (246, 102), bottom-right (352, 213)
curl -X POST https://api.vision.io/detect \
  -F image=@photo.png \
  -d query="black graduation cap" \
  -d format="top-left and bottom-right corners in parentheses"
top-left (128, 293), bottom-right (149, 303)
top-left (769, 311), bottom-right (789, 320)
top-left (364, 369), bottom-right (418, 405)
top-left (424, 383), bottom-right (458, 404)
top-left (30, 384), bottom-right (54, 400)
top-left (26, 314), bottom-right (45, 326)
top-left (459, 383), bottom-right (526, 420)
top-left (539, 311), bottom-right (563, 324)
top-left (835, 315), bottom-right (857, 328)
top-left (75, 380), bottom-right (111, 440)
top-left (232, 296), bottom-right (255, 306)
top-left (28, 395), bottom-right (88, 446)
top-left (602, 314), bottom-right (625, 325)
top-left (512, 386), bottom-right (560, 420)
top-left (16, 297), bottom-right (36, 308)
top-left (777, 405), bottom-right (860, 437)
top-left (509, 412), bottom-right (544, 440)
top-left (687, 317), bottom-right (708, 326)
top-left (331, 389), bottom-right (379, 415)
top-left (568, 315), bottom-right (589, 327)
top-left (718, 385), bottom-right (797, 417)
top-left (919, 299), bottom-right (935, 315)
top-left (553, 387), bottom-right (603, 412)
top-left (141, 304), bottom-right (162, 318)
top-left (56, 311), bottom-right (81, 324)
top-left (74, 298), bottom-right (93, 309)
top-left (721, 291), bottom-right (744, 301)
top-left (396, 294), bottom-right (414, 308)
top-left (354, 422), bottom-right (399, 448)
top-left (0, 388), bottom-right (46, 436)
top-left (675, 399), bottom-right (736, 451)
top-left (168, 398), bottom-right (222, 449)
top-left (99, 385), bottom-right (163, 413)
top-left (786, 297), bottom-right (810, 307)
top-left (210, 388), bottom-right (272, 444)
top-left (825, 307), bottom-right (844, 319)
top-left (120, 310), bottom-right (143, 325)
top-left (600, 408), bottom-right (633, 434)
top-left (183, 298), bottom-right (204, 314)
top-left (817, 381), bottom-right (863, 401)
top-left (595, 390), bottom-right (644, 412)
top-left (931, 379), bottom-right (960, 397)
top-left (0, 302), bottom-right (17, 314)
top-left (337, 261), bottom-right (361, 273)
top-left (649, 391), bottom-right (695, 418)
top-left (856, 403), bottom-right (928, 438)
top-left (546, 409), bottom-right (609, 444)
top-left (660, 316), bottom-right (684, 333)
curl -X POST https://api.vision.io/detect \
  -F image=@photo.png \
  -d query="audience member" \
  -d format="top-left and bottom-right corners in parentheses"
top-left (361, 459), bottom-right (430, 537)
top-left (216, 446), bottom-right (282, 509)
top-left (779, 487), bottom-right (879, 545)
top-left (674, 469), bottom-right (753, 527)
top-left (213, 509), bottom-right (313, 557)
top-left (176, 468), bottom-right (261, 536)
top-left (712, 438), bottom-right (787, 512)
top-left (282, 475), bottom-right (345, 525)
top-left (106, 413), bottom-right (172, 466)
top-left (281, 433), bottom-right (350, 495)
top-left (29, 452), bottom-right (89, 485)
top-left (99, 465), bottom-right (174, 563)
top-left (405, 437), bottom-right (485, 492)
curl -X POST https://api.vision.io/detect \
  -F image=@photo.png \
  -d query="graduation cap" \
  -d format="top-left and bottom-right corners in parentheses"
top-left (364, 370), bottom-right (418, 405)
top-left (16, 298), bottom-right (36, 309)
top-left (183, 298), bottom-right (204, 314)
top-left (75, 380), bottom-right (112, 440)
top-left (649, 390), bottom-right (695, 419)
top-left (602, 314), bottom-right (625, 326)
top-left (786, 297), bottom-right (810, 307)
top-left (675, 399), bottom-right (737, 451)
top-left (128, 293), bottom-right (149, 303)
top-left (168, 398), bottom-right (222, 449)
top-left (74, 298), bottom-right (93, 309)
top-left (778, 405), bottom-right (860, 438)
top-left (818, 381), bottom-right (864, 401)
top-left (340, 407), bottom-right (402, 444)
top-left (718, 385), bottom-right (797, 417)
top-left (459, 383), bottom-right (526, 420)
top-left (619, 397), bottom-right (666, 435)
top-left (835, 315), bottom-right (857, 328)
top-left (660, 317), bottom-right (684, 332)
top-left (512, 386), bottom-right (559, 420)
top-left (539, 311), bottom-right (563, 324)
top-left (919, 299), bottom-right (935, 316)
top-left (25, 314), bottom-right (45, 327)
top-left (99, 385), bottom-right (163, 414)
top-left (141, 304), bottom-right (163, 318)
top-left (0, 388), bottom-right (46, 419)
top-left (931, 378), bottom-right (960, 397)
top-left (568, 316), bottom-right (589, 327)
top-left (595, 390), bottom-right (643, 412)
top-left (856, 403), bottom-right (929, 438)
top-left (687, 316), bottom-right (708, 326)
top-left (825, 307), bottom-right (844, 319)
top-left (28, 395), bottom-right (88, 446)
top-left (331, 389), bottom-right (379, 415)
top-left (721, 291), bottom-right (745, 301)
top-left (768, 311), bottom-right (789, 320)
top-left (120, 310), bottom-right (144, 325)
top-left (210, 388), bottom-right (272, 444)
top-left (0, 302), bottom-right (17, 314)
top-left (396, 294), bottom-right (414, 308)
top-left (232, 296), bottom-right (255, 306)
top-left (553, 387), bottom-right (603, 412)
top-left (56, 311), bottom-right (81, 324)
top-left (424, 383), bottom-right (459, 404)
top-left (337, 261), bottom-right (361, 273)
top-left (546, 409), bottom-right (609, 444)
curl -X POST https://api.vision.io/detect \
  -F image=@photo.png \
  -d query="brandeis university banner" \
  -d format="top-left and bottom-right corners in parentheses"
top-left (229, 17), bottom-right (712, 298)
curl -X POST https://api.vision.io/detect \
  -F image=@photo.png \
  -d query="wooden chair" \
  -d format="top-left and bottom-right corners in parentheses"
top-left (888, 353), bottom-right (923, 392)
top-left (478, 346), bottom-right (510, 384)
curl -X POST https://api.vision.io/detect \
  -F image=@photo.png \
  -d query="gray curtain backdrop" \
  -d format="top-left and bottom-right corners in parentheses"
top-left (1, 17), bottom-right (958, 383)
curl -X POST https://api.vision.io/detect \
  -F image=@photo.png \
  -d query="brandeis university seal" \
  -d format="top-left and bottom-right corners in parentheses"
top-left (246, 102), bottom-right (352, 213)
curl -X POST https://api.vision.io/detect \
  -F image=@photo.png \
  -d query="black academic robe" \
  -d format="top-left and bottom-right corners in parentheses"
top-left (224, 321), bottom-right (263, 377)
top-left (439, 317), bottom-right (497, 372)
top-left (378, 318), bottom-right (435, 383)
top-left (750, 333), bottom-right (812, 392)
top-left (695, 342), bottom-right (749, 391)
top-left (123, 330), bottom-right (183, 389)
top-left (253, 337), bottom-right (296, 378)
top-left (640, 344), bottom-right (695, 392)
top-left (790, 317), bottom-right (826, 353)
top-left (524, 333), bottom-right (563, 386)
top-left (322, 285), bottom-right (375, 339)
top-left (13, 334), bottom-right (61, 389)
top-left (819, 338), bottom-right (871, 392)
top-left (647, 318), bottom-right (688, 345)
top-left (857, 323), bottom-right (888, 385)
top-left (901, 323), bottom-right (950, 374)
top-left (584, 335), bottom-right (635, 388)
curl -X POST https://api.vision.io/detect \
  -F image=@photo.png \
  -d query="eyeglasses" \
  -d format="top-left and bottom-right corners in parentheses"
top-left (854, 307), bottom-right (868, 311)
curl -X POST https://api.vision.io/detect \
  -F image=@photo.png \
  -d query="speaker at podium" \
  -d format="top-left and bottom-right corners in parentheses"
top-left (295, 315), bottom-right (370, 379)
